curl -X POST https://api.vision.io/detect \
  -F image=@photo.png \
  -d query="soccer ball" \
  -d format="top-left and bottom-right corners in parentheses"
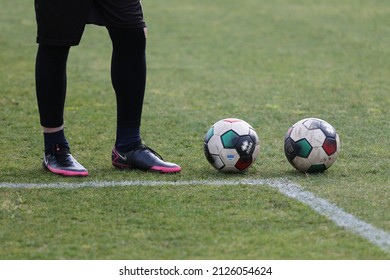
top-left (204, 118), bottom-right (260, 172)
top-left (284, 118), bottom-right (340, 173)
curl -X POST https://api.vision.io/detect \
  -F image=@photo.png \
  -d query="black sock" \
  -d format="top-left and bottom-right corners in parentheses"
top-left (35, 44), bottom-right (70, 128)
top-left (108, 27), bottom-right (146, 154)
top-left (44, 130), bottom-right (69, 155)
top-left (115, 127), bottom-right (141, 153)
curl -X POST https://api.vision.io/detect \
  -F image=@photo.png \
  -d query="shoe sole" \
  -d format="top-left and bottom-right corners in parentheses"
top-left (150, 165), bottom-right (182, 174)
top-left (43, 163), bottom-right (89, 177)
top-left (112, 161), bottom-right (181, 174)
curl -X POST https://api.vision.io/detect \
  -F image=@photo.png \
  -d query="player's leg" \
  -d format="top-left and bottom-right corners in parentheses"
top-left (34, 0), bottom-right (92, 176)
top-left (108, 27), bottom-right (146, 152)
top-left (107, 26), bottom-right (181, 174)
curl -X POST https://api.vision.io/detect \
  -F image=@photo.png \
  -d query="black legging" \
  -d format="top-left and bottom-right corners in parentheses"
top-left (35, 26), bottom-right (146, 129)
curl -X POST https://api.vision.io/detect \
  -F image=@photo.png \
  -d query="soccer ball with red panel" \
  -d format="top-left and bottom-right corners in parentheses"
top-left (284, 118), bottom-right (340, 173)
top-left (204, 118), bottom-right (260, 172)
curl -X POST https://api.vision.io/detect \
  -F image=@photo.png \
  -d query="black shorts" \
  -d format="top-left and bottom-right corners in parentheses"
top-left (34, 0), bottom-right (146, 46)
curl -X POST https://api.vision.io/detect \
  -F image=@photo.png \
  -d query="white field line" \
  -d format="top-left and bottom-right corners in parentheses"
top-left (1, 178), bottom-right (390, 253)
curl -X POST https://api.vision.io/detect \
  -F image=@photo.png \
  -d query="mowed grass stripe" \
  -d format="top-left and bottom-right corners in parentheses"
top-left (1, 179), bottom-right (389, 253)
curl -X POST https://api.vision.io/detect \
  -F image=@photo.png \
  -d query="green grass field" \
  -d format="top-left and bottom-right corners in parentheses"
top-left (0, 0), bottom-right (389, 259)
